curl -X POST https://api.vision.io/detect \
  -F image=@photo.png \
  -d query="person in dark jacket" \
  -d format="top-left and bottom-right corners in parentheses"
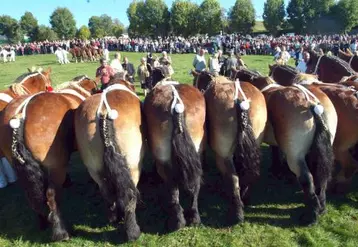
top-left (122, 56), bottom-right (135, 83)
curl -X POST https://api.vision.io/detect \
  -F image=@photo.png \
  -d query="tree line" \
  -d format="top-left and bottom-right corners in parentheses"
top-left (0, 0), bottom-right (357, 44)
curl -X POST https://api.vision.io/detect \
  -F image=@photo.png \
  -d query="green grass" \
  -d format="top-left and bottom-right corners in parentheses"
top-left (0, 53), bottom-right (357, 247)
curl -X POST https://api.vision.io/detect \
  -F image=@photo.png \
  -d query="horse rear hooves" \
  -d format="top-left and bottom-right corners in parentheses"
top-left (227, 207), bottom-right (244, 225)
top-left (298, 211), bottom-right (318, 227)
top-left (185, 210), bottom-right (201, 226)
top-left (167, 213), bottom-right (186, 232)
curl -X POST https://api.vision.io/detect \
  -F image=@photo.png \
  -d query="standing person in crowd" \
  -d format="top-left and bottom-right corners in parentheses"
top-left (152, 56), bottom-right (160, 68)
top-left (159, 51), bottom-right (174, 76)
top-left (296, 51), bottom-right (310, 73)
top-left (236, 53), bottom-right (247, 69)
top-left (275, 46), bottom-right (290, 65)
top-left (208, 52), bottom-right (221, 76)
top-left (138, 57), bottom-right (150, 96)
top-left (61, 48), bottom-right (70, 64)
top-left (226, 50), bottom-right (238, 78)
top-left (103, 47), bottom-right (110, 62)
top-left (9, 47), bottom-right (16, 62)
top-left (295, 47), bottom-right (304, 66)
top-left (122, 56), bottom-right (135, 83)
top-left (110, 52), bottom-right (123, 74)
top-left (192, 48), bottom-right (207, 84)
top-left (217, 49), bottom-right (227, 76)
top-left (96, 58), bottom-right (115, 90)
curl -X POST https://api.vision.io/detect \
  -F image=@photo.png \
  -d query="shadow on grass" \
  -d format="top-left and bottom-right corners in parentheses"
top-left (0, 147), bottom-right (357, 245)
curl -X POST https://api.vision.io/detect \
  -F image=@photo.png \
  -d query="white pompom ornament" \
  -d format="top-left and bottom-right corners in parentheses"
top-left (108, 109), bottom-right (118, 120)
top-left (240, 100), bottom-right (250, 111)
top-left (314, 104), bottom-right (324, 115)
top-left (9, 118), bottom-right (20, 129)
top-left (175, 103), bottom-right (185, 113)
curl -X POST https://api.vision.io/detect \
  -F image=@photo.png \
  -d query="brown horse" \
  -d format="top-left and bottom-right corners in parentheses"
top-left (306, 51), bottom-right (356, 83)
top-left (69, 46), bottom-right (82, 63)
top-left (234, 69), bottom-right (338, 225)
top-left (143, 76), bottom-right (205, 231)
top-left (270, 64), bottom-right (358, 192)
top-left (0, 67), bottom-right (53, 187)
top-left (195, 71), bottom-right (266, 223)
top-left (75, 78), bottom-right (143, 241)
top-left (0, 75), bottom-right (98, 242)
top-left (338, 49), bottom-right (358, 72)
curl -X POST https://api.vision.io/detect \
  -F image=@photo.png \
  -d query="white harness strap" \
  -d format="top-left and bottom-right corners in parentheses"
top-left (298, 78), bottom-right (321, 85)
top-left (170, 85), bottom-right (185, 114)
top-left (57, 89), bottom-right (86, 101)
top-left (313, 56), bottom-right (323, 75)
top-left (293, 84), bottom-right (320, 104)
top-left (234, 79), bottom-right (250, 110)
top-left (97, 84), bottom-right (139, 119)
top-left (154, 80), bottom-right (179, 89)
top-left (260, 83), bottom-right (282, 93)
top-left (349, 56), bottom-right (354, 66)
top-left (0, 93), bottom-right (14, 103)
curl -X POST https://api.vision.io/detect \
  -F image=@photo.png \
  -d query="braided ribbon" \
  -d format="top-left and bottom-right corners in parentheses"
top-left (170, 85), bottom-right (185, 114)
top-left (293, 83), bottom-right (324, 115)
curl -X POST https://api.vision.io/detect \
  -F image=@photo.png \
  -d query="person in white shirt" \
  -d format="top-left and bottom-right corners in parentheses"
top-left (9, 47), bottom-right (15, 62)
top-left (103, 48), bottom-right (110, 62)
top-left (55, 47), bottom-right (64, 64)
top-left (61, 49), bottom-right (70, 64)
top-left (208, 52), bottom-right (220, 76)
top-left (110, 53), bottom-right (123, 74)
top-left (192, 48), bottom-right (206, 73)
top-left (296, 51), bottom-right (310, 73)
top-left (279, 46), bottom-right (291, 65)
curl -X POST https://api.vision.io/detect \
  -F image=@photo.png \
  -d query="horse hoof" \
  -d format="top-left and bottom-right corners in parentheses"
top-left (185, 211), bottom-right (201, 226)
top-left (52, 230), bottom-right (70, 242)
top-left (167, 214), bottom-right (186, 232)
top-left (318, 207), bottom-right (327, 216)
top-left (126, 224), bottom-right (141, 241)
top-left (228, 207), bottom-right (244, 225)
top-left (298, 211), bottom-right (318, 226)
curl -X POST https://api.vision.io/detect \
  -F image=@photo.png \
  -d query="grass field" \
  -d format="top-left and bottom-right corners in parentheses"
top-left (0, 53), bottom-right (357, 247)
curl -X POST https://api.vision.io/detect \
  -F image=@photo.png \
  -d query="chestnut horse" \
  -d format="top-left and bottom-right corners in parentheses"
top-left (143, 74), bottom-right (205, 231)
top-left (195, 71), bottom-right (266, 224)
top-left (0, 75), bottom-right (98, 242)
top-left (74, 78), bottom-right (142, 241)
top-left (0, 67), bottom-right (53, 186)
top-left (234, 69), bottom-right (337, 225)
top-left (338, 49), bottom-right (358, 72)
top-left (306, 51), bottom-right (356, 83)
top-left (270, 64), bottom-right (358, 192)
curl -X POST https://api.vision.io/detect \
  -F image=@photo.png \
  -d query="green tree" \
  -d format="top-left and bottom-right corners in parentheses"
top-left (126, 0), bottom-right (170, 37)
top-left (263, 0), bottom-right (285, 35)
top-left (332, 0), bottom-right (358, 32)
top-left (50, 7), bottom-right (76, 39)
top-left (88, 16), bottom-right (104, 38)
top-left (170, 0), bottom-right (200, 37)
top-left (287, 0), bottom-right (334, 34)
top-left (35, 25), bottom-right (58, 41)
top-left (0, 15), bottom-right (23, 43)
top-left (112, 19), bottom-right (125, 37)
top-left (229, 0), bottom-right (256, 34)
top-left (198, 0), bottom-right (223, 35)
top-left (19, 12), bottom-right (38, 41)
top-left (77, 25), bottom-right (91, 40)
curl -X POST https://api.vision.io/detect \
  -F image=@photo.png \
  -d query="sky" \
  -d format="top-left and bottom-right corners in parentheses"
top-left (1, 0), bottom-right (289, 28)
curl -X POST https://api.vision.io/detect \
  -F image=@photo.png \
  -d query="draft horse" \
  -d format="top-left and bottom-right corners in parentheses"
top-left (234, 68), bottom-right (337, 225)
top-left (338, 49), bottom-right (358, 72)
top-left (0, 67), bottom-right (53, 186)
top-left (143, 73), bottom-right (205, 231)
top-left (0, 75), bottom-right (98, 241)
top-left (270, 64), bottom-right (358, 192)
top-left (75, 78), bottom-right (143, 241)
top-left (195, 71), bottom-right (266, 223)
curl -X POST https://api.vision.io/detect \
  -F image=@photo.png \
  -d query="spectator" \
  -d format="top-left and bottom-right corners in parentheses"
top-left (96, 58), bottom-right (115, 90)
top-left (110, 53), bottom-right (123, 74)
top-left (296, 51), bottom-right (310, 73)
top-left (137, 57), bottom-right (150, 96)
top-left (122, 56), bottom-right (135, 83)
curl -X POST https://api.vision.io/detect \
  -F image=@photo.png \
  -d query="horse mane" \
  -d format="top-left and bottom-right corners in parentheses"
top-left (272, 64), bottom-right (298, 75)
top-left (323, 55), bottom-right (356, 75)
top-left (292, 73), bottom-right (320, 85)
top-left (239, 68), bottom-right (262, 79)
top-left (10, 67), bottom-right (45, 95)
top-left (55, 75), bottom-right (92, 96)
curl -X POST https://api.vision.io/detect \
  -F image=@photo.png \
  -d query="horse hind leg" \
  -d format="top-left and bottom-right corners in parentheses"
top-left (184, 175), bottom-right (201, 226)
top-left (46, 182), bottom-right (69, 241)
top-left (287, 155), bottom-right (321, 225)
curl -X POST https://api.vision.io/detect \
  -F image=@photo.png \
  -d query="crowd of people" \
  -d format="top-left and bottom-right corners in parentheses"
top-left (1, 33), bottom-right (358, 58)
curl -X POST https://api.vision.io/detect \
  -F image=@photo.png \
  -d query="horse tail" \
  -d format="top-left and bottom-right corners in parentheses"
top-left (11, 118), bottom-right (46, 211)
top-left (233, 100), bottom-right (261, 191)
top-left (307, 105), bottom-right (334, 188)
top-left (171, 101), bottom-right (203, 192)
top-left (98, 114), bottom-right (139, 214)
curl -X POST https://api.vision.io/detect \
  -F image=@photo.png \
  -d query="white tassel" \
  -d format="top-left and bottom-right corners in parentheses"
top-left (108, 109), bottom-right (118, 120)
top-left (240, 100), bottom-right (250, 111)
top-left (314, 104), bottom-right (324, 115)
top-left (9, 118), bottom-right (20, 129)
top-left (175, 103), bottom-right (185, 113)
